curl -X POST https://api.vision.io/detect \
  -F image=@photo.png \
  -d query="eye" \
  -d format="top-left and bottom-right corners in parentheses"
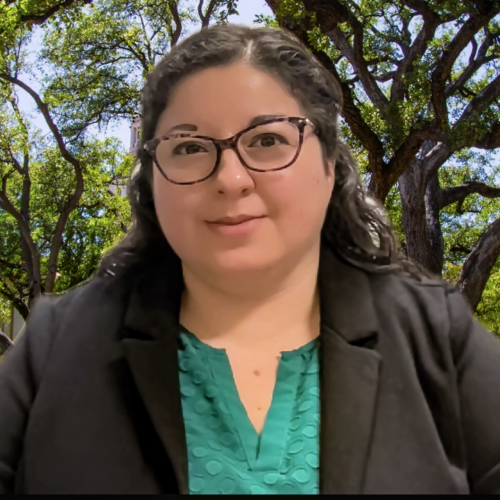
top-left (172, 141), bottom-right (210, 155)
top-left (248, 134), bottom-right (289, 148)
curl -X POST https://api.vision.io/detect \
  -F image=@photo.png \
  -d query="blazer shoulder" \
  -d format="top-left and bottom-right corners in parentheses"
top-left (16, 273), bottom-right (133, 382)
top-left (399, 272), bottom-right (466, 316)
top-left (20, 272), bottom-right (131, 348)
top-left (369, 269), bottom-right (477, 344)
top-left (40, 270), bottom-right (131, 313)
top-left (370, 268), bottom-right (459, 307)
top-left (369, 269), bottom-right (498, 375)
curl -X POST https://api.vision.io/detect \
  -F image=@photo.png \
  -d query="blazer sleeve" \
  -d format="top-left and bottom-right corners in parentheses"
top-left (448, 288), bottom-right (500, 493)
top-left (0, 297), bottom-right (55, 494)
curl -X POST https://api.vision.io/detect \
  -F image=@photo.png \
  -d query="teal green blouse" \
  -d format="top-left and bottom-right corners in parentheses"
top-left (178, 330), bottom-right (320, 495)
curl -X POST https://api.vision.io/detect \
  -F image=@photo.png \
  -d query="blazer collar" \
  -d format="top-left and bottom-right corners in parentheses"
top-left (318, 245), bottom-right (379, 345)
top-left (120, 244), bottom-right (381, 494)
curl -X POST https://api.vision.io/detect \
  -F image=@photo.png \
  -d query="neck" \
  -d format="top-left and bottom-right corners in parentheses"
top-left (179, 246), bottom-right (321, 353)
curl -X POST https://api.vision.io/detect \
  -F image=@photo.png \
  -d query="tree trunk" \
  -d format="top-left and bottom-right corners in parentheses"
top-left (19, 167), bottom-right (42, 309)
top-left (458, 217), bottom-right (500, 311)
top-left (399, 141), bottom-right (444, 276)
top-left (424, 171), bottom-right (445, 273)
top-left (19, 234), bottom-right (42, 311)
top-left (399, 163), bottom-right (437, 274)
top-left (12, 297), bottom-right (29, 321)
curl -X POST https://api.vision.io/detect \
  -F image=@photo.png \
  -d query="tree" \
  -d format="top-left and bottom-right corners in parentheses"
top-left (0, 31), bottom-right (131, 318)
top-left (6, 0), bottom-right (499, 322)
top-left (0, 0), bottom-right (94, 54)
top-left (262, 0), bottom-right (500, 311)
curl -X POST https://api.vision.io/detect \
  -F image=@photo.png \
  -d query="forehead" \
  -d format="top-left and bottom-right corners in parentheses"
top-left (155, 63), bottom-right (304, 135)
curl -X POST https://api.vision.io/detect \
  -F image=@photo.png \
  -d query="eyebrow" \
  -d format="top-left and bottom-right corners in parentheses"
top-left (165, 114), bottom-right (286, 134)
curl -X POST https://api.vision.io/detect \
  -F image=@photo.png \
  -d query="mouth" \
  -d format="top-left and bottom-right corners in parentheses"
top-left (207, 215), bottom-right (265, 226)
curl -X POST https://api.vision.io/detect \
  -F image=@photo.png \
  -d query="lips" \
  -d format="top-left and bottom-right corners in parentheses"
top-left (208, 215), bottom-right (264, 225)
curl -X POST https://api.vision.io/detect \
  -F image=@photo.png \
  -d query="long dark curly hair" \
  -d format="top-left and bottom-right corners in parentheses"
top-left (100, 23), bottom-right (421, 279)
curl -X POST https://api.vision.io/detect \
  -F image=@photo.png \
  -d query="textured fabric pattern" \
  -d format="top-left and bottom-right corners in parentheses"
top-left (178, 330), bottom-right (320, 495)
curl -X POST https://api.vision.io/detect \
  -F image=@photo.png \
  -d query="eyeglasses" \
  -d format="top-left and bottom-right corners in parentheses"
top-left (143, 116), bottom-right (315, 185)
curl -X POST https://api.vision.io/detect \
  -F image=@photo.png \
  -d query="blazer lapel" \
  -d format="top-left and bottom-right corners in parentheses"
top-left (120, 258), bottom-right (189, 494)
top-left (318, 247), bottom-right (382, 494)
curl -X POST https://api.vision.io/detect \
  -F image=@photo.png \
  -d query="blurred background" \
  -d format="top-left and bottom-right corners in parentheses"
top-left (1, 0), bottom-right (499, 342)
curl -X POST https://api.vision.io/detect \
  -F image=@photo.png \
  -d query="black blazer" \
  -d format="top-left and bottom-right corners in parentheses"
top-left (1, 246), bottom-right (500, 494)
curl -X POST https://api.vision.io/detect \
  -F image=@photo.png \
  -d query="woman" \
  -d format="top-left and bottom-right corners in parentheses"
top-left (1, 23), bottom-right (499, 495)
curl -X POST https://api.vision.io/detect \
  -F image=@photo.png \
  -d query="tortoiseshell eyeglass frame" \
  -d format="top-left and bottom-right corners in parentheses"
top-left (143, 116), bottom-right (316, 185)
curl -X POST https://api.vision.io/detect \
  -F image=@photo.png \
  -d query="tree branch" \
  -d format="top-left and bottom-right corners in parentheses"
top-left (329, 32), bottom-right (389, 111)
top-left (0, 258), bottom-right (23, 271)
top-left (197, 0), bottom-right (219, 29)
top-left (440, 181), bottom-right (500, 210)
top-left (1, 74), bottom-right (80, 171)
top-left (476, 122), bottom-right (500, 150)
top-left (401, 0), bottom-right (440, 19)
top-left (422, 71), bottom-right (500, 182)
top-left (419, 138), bottom-right (454, 186)
top-left (10, 0), bottom-right (93, 26)
top-left (391, 2), bottom-right (441, 102)
top-left (430, 1), bottom-right (500, 128)
top-left (458, 216), bottom-right (500, 311)
top-left (168, 0), bottom-right (183, 46)
top-left (0, 278), bottom-right (29, 322)
top-left (116, 39), bottom-right (150, 76)
top-left (0, 170), bottom-right (42, 299)
top-left (297, 0), bottom-right (389, 112)
top-left (445, 28), bottom-right (498, 98)
top-left (0, 73), bottom-right (85, 294)
top-left (450, 243), bottom-right (472, 254)
top-left (374, 71), bottom-right (395, 82)
top-left (135, 9), bottom-right (151, 62)
top-left (319, 54), bottom-right (386, 166)
top-left (448, 55), bottom-right (497, 98)
top-left (7, 149), bottom-right (25, 175)
top-left (370, 127), bottom-right (436, 200)
top-left (8, 93), bottom-right (29, 148)
top-left (454, 73), bottom-right (500, 132)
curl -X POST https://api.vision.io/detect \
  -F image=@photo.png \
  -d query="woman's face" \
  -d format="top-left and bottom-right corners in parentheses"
top-left (152, 63), bottom-right (335, 278)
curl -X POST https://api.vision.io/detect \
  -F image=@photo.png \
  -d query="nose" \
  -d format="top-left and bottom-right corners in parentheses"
top-left (212, 147), bottom-right (255, 195)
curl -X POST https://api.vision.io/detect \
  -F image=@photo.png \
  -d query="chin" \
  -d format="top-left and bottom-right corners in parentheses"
top-left (209, 247), bottom-right (280, 273)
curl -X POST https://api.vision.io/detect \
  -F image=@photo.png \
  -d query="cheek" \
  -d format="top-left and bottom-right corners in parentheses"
top-left (152, 173), bottom-right (193, 247)
top-left (264, 160), bottom-right (333, 234)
